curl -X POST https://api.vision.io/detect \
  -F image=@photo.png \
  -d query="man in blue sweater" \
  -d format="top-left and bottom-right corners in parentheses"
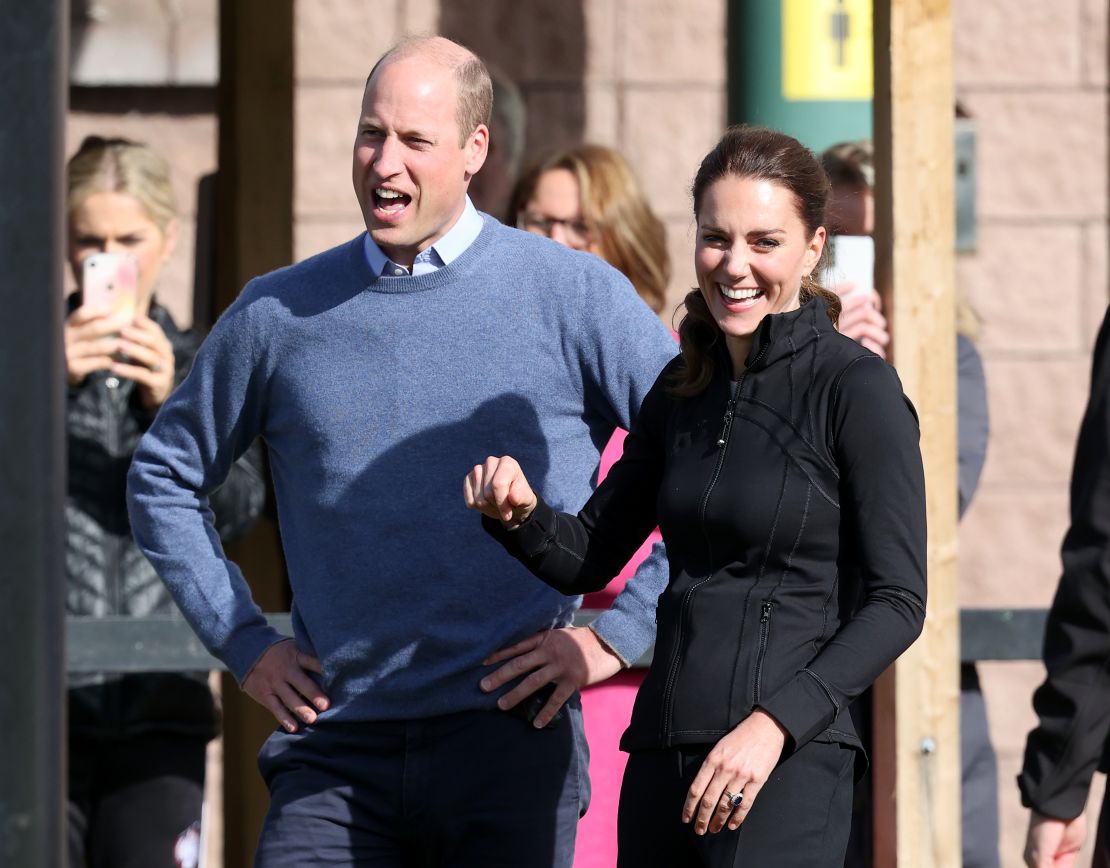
top-left (127, 35), bottom-right (675, 867)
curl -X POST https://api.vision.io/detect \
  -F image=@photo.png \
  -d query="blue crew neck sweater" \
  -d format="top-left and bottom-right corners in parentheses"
top-left (127, 216), bottom-right (677, 721)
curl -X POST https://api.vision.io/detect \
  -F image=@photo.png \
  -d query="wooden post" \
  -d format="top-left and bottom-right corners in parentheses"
top-left (214, 1), bottom-right (294, 865)
top-left (870, 0), bottom-right (961, 865)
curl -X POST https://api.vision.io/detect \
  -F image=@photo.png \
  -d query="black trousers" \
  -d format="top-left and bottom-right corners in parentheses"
top-left (68, 732), bottom-right (208, 868)
top-left (617, 739), bottom-right (855, 868)
top-left (253, 703), bottom-right (589, 868)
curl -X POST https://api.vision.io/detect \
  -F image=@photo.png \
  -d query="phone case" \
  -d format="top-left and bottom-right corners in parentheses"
top-left (82, 252), bottom-right (139, 317)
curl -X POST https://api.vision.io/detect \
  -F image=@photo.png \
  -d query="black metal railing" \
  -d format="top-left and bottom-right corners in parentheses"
top-left (66, 608), bottom-right (1049, 673)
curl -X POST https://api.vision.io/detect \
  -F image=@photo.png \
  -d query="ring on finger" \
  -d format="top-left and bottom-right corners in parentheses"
top-left (722, 790), bottom-right (743, 810)
top-left (151, 362), bottom-right (165, 373)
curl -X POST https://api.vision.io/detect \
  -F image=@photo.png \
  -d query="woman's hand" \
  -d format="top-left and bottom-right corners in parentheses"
top-left (833, 281), bottom-right (889, 359)
top-left (1024, 811), bottom-right (1086, 867)
top-left (63, 304), bottom-right (129, 386)
top-left (682, 709), bottom-right (788, 835)
top-left (111, 311), bottom-right (176, 409)
top-left (464, 455), bottom-right (538, 527)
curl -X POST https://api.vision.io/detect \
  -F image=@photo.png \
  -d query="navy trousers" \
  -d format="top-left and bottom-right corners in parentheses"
top-left (253, 702), bottom-right (589, 867)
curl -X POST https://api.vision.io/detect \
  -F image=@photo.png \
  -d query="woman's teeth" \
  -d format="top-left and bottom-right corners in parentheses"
top-left (719, 285), bottom-right (761, 301)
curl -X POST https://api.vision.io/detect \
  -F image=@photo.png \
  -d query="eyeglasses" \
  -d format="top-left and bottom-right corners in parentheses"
top-left (517, 212), bottom-right (593, 246)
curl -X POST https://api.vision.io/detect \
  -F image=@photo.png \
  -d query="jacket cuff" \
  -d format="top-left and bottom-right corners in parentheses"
top-left (1017, 759), bottom-right (1093, 821)
top-left (757, 668), bottom-right (840, 750)
top-left (480, 497), bottom-right (558, 558)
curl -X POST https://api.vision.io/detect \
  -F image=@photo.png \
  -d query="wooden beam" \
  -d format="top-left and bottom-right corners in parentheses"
top-left (215, 1), bottom-right (294, 866)
top-left (871, 0), bottom-right (961, 865)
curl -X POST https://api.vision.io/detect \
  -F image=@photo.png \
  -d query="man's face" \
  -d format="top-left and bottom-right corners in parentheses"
top-left (353, 56), bottom-right (488, 268)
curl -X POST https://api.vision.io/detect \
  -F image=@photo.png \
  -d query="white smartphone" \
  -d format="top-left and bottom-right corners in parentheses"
top-left (81, 252), bottom-right (139, 318)
top-left (822, 235), bottom-right (875, 295)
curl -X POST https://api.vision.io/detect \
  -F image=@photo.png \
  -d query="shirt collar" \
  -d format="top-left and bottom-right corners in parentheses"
top-left (363, 196), bottom-right (483, 277)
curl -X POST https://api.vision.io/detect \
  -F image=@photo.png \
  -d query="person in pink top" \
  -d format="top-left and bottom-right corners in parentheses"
top-left (509, 143), bottom-right (673, 868)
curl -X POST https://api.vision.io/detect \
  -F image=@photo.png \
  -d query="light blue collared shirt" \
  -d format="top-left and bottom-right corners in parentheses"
top-left (363, 196), bottom-right (483, 277)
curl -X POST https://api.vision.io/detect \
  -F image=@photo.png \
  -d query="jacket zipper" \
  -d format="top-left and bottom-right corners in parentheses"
top-left (660, 341), bottom-right (777, 739)
top-left (753, 600), bottom-right (774, 703)
top-left (661, 365), bottom-right (759, 737)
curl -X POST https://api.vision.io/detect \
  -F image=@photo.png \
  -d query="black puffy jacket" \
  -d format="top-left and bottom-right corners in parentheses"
top-left (488, 298), bottom-right (927, 757)
top-left (66, 298), bottom-right (266, 739)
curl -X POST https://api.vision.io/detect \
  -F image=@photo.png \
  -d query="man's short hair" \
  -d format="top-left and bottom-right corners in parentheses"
top-left (367, 36), bottom-right (493, 147)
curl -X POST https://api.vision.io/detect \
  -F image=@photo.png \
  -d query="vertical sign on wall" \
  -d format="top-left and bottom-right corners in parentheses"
top-left (782, 0), bottom-right (873, 101)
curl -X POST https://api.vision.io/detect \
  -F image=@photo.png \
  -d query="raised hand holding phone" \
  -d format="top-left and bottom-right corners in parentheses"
top-left (81, 252), bottom-right (139, 318)
top-left (66, 252), bottom-right (175, 406)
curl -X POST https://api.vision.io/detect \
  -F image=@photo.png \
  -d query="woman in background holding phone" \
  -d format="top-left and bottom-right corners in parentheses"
top-left (63, 136), bottom-right (265, 868)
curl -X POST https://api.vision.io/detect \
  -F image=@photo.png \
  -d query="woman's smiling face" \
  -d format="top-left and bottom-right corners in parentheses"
top-left (694, 174), bottom-right (824, 371)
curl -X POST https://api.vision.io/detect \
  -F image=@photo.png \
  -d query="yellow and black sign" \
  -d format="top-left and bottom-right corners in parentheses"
top-left (782, 0), bottom-right (872, 101)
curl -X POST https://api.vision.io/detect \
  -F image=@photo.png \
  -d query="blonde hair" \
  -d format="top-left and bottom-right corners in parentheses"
top-left (508, 144), bottom-right (670, 314)
top-left (66, 136), bottom-right (176, 231)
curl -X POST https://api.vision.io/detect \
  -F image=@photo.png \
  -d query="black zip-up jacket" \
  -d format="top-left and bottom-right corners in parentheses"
top-left (66, 299), bottom-right (266, 739)
top-left (1019, 306), bottom-right (1110, 820)
top-left (487, 298), bottom-right (927, 755)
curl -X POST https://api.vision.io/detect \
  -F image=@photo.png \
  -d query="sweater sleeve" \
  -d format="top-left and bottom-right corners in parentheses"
top-left (1019, 306), bottom-right (1110, 820)
top-left (484, 372), bottom-right (670, 616)
top-left (565, 262), bottom-right (678, 663)
top-left (758, 355), bottom-right (928, 749)
top-left (127, 287), bottom-right (285, 683)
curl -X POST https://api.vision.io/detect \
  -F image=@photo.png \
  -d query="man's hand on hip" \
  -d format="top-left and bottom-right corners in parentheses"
top-left (243, 638), bottom-right (330, 732)
top-left (479, 626), bottom-right (624, 728)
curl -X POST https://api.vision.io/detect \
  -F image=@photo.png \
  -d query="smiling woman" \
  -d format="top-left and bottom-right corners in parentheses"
top-left (467, 125), bottom-right (925, 868)
top-left (674, 126), bottom-right (842, 397)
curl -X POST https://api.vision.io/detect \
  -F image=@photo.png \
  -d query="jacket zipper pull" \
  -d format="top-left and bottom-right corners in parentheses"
top-left (716, 408), bottom-right (733, 447)
top-left (761, 601), bottom-right (773, 622)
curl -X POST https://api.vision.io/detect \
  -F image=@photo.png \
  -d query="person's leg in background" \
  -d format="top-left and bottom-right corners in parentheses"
top-left (961, 664), bottom-right (1001, 868)
top-left (81, 733), bottom-right (207, 868)
top-left (574, 670), bottom-right (640, 868)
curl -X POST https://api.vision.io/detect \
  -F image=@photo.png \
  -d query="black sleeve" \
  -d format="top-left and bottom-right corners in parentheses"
top-left (483, 372), bottom-right (669, 595)
top-left (1019, 306), bottom-right (1110, 820)
top-left (956, 334), bottom-right (989, 518)
top-left (760, 355), bottom-right (928, 748)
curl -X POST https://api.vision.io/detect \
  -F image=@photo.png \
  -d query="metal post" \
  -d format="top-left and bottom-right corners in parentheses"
top-left (0, 0), bottom-right (68, 865)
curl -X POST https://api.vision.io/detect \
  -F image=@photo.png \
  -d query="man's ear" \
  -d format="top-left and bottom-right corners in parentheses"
top-left (464, 124), bottom-right (489, 179)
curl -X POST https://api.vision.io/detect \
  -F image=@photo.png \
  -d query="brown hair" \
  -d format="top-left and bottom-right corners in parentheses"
top-left (507, 144), bottom-right (670, 314)
top-left (367, 36), bottom-right (492, 147)
top-left (66, 135), bottom-right (176, 231)
top-left (673, 126), bottom-right (839, 396)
